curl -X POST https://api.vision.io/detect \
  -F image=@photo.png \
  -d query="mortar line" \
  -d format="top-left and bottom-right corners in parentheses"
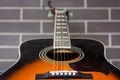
top-left (40, 21), bottom-right (43, 34)
top-left (108, 8), bottom-right (111, 21)
top-left (0, 59), bottom-right (17, 62)
top-left (1, 32), bottom-right (120, 35)
top-left (84, 0), bottom-right (87, 8)
top-left (110, 59), bottom-right (120, 61)
top-left (0, 7), bottom-right (120, 9)
top-left (40, 0), bottom-right (43, 8)
top-left (20, 8), bottom-right (23, 21)
top-left (19, 34), bottom-right (22, 44)
top-left (0, 46), bottom-right (18, 48)
top-left (108, 33), bottom-right (112, 47)
top-left (1, 20), bottom-right (120, 22)
top-left (84, 21), bottom-right (88, 34)
top-left (106, 46), bottom-right (120, 48)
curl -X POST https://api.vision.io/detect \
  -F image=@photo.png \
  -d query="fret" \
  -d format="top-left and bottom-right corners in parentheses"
top-left (56, 10), bottom-right (64, 13)
top-left (56, 26), bottom-right (67, 28)
top-left (55, 40), bottom-right (69, 43)
top-left (55, 39), bottom-right (69, 41)
top-left (56, 36), bottom-right (68, 38)
top-left (57, 17), bottom-right (65, 20)
top-left (55, 41), bottom-right (70, 44)
top-left (57, 19), bottom-right (65, 22)
top-left (57, 31), bottom-right (68, 33)
top-left (56, 31), bottom-right (68, 34)
top-left (56, 32), bottom-right (67, 34)
top-left (55, 37), bottom-right (69, 41)
top-left (57, 13), bottom-right (65, 15)
top-left (56, 28), bottom-right (67, 31)
top-left (57, 15), bottom-right (65, 18)
top-left (56, 23), bottom-right (66, 26)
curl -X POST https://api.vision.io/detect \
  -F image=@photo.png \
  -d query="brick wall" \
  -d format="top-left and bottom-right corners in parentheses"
top-left (0, 0), bottom-right (120, 72)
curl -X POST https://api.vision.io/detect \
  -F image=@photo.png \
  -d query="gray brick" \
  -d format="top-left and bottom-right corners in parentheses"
top-left (112, 35), bottom-right (120, 45)
top-left (23, 9), bottom-right (49, 20)
top-left (43, 22), bottom-right (54, 33)
top-left (71, 35), bottom-right (108, 45)
top-left (0, 10), bottom-right (20, 20)
top-left (106, 48), bottom-right (120, 59)
top-left (22, 35), bottom-right (53, 42)
top-left (111, 9), bottom-right (120, 20)
top-left (43, 22), bottom-right (84, 33)
top-left (88, 22), bottom-right (120, 33)
top-left (0, 0), bottom-right (40, 7)
top-left (0, 35), bottom-right (19, 46)
top-left (43, 0), bottom-right (84, 7)
top-left (0, 22), bottom-right (40, 33)
top-left (0, 48), bottom-right (19, 59)
top-left (112, 61), bottom-right (120, 69)
top-left (0, 62), bottom-right (15, 71)
top-left (87, 0), bottom-right (120, 7)
top-left (70, 9), bottom-right (108, 20)
top-left (69, 22), bottom-right (84, 32)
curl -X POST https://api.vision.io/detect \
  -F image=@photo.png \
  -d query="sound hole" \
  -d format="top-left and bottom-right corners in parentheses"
top-left (46, 49), bottom-right (80, 61)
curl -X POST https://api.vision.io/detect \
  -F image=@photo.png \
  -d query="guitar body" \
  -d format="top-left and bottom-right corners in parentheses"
top-left (0, 39), bottom-right (120, 80)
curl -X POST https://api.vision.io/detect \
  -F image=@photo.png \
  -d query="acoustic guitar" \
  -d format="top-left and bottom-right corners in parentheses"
top-left (0, 1), bottom-right (120, 80)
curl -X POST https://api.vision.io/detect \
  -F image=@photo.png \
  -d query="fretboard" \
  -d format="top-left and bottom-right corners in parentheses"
top-left (53, 9), bottom-right (71, 49)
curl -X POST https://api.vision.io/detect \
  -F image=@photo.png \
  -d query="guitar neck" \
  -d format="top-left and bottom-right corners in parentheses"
top-left (53, 9), bottom-right (71, 49)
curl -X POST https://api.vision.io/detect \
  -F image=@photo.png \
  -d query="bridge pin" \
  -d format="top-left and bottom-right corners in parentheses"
top-left (60, 72), bottom-right (63, 75)
top-left (68, 72), bottom-right (71, 75)
top-left (64, 72), bottom-right (67, 75)
top-left (73, 72), bottom-right (76, 75)
top-left (51, 72), bottom-right (55, 76)
top-left (56, 72), bottom-right (59, 75)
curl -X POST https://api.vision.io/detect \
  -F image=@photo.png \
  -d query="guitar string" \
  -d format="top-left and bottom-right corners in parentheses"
top-left (60, 9), bottom-right (66, 70)
top-left (63, 10), bottom-right (66, 70)
top-left (57, 9), bottom-right (59, 71)
top-left (65, 11), bottom-right (69, 70)
top-left (62, 9), bottom-right (68, 70)
top-left (56, 9), bottom-right (58, 71)
top-left (52, 9), bottom-right (56, 71)
top-left (58, 9), bottom-right (62, 71)
top-left (58, 9), bottom-right (64, 71)
top-left (64, 10), bottom-right (68, 70)
top-left (61, 9), bottom-right (66, 70)
top-left (57, 9), bottom-right (62, 71)
top-left (60, 10), bottom-right (62, 71)
top-left (61, 10), bottom-right (65, 71)
top-left (59, 10), bottom-right (62, 71)
top-left (66, 11), bottom-right (72, 70)
top-left (53, 9), bottom-right (58, 71)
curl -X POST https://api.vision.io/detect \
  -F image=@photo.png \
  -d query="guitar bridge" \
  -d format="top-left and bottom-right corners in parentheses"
top-left (35, 70), bottom-right (93, 79)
